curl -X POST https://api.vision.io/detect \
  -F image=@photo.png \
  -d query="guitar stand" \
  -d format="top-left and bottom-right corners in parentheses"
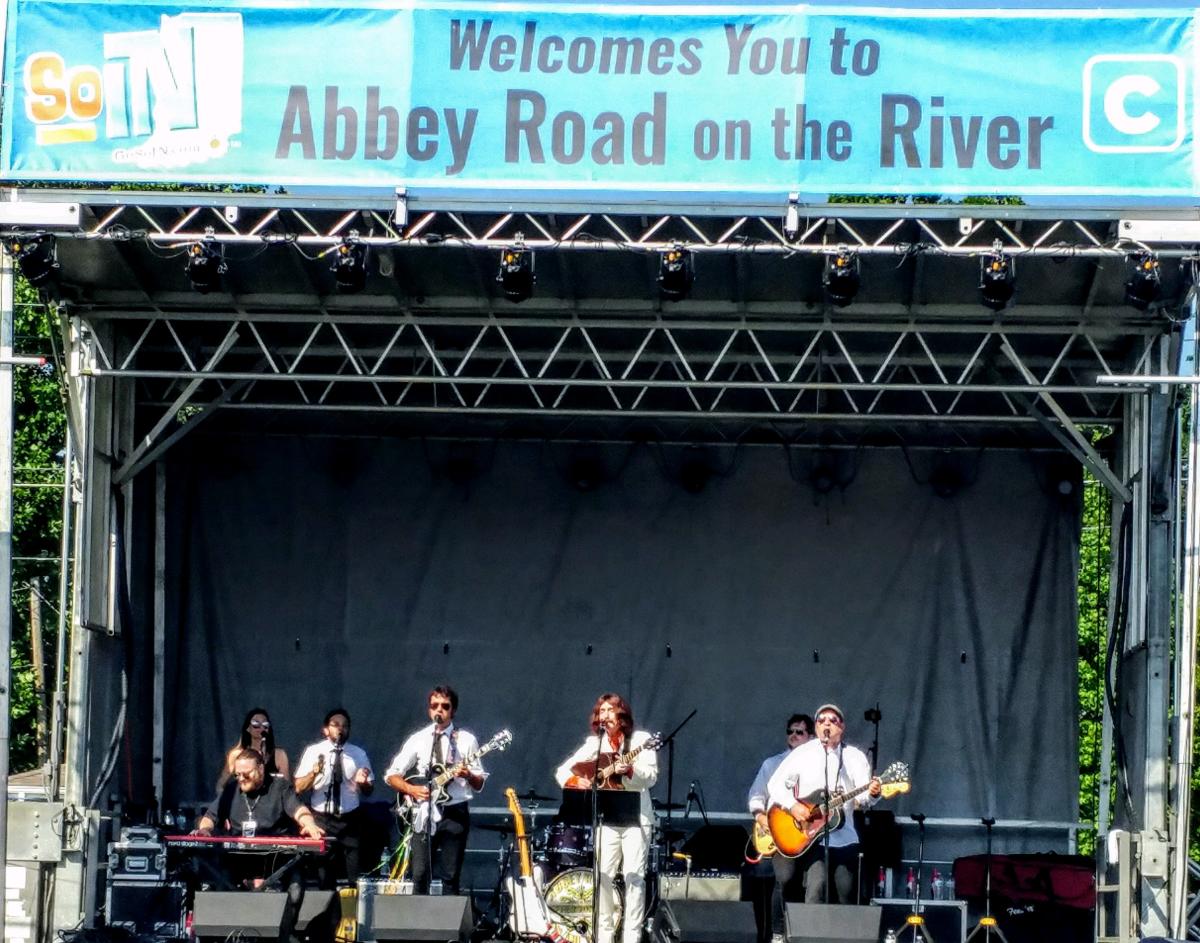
top-left (965, 818), bottom-right (1009, 943)
top-left (892, 814), bottom-right (935, 943)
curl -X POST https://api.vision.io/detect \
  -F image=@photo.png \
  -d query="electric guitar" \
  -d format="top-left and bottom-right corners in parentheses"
top-left (400, 729), bottom-right (513, 817)
top-left (745, 819), bottom-right (779, 862)
top-left (767, 761), bottom-right (910, 858)
top-left (505, 787), bottom-right (570, 943)
top-left (570, 733), bottom-right (663, 789)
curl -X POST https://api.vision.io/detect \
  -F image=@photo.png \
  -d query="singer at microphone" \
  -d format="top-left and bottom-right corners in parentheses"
top-left (762, 703), bottom-right (881, 909)
top-left (555, 693), bottom-right (659, 943)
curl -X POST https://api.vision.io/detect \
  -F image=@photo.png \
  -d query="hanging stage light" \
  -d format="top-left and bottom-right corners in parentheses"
top-left (6, 234), bottom-right (58, 287)
top-left (331, 236), bottom-right (368, 293)
top-left (978, 248), bottom-right (1014, 311)
top-left (185, 239), bottom-right (225, 293)
top-left (497, 244), bottom-right (534, 302)
top-left (658, 245), bottom-right (694, 301)
top-left (1124, 251), bottom-right (1162, 310)
top-left (823, 249), bottom-right (860, 307)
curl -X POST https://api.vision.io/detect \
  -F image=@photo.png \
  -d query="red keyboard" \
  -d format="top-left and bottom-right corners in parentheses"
top-left (163, 834), bottom-right (329, 853)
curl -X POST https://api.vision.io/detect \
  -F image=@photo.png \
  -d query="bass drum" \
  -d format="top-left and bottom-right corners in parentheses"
top-left (543, 868), bottom-right (624, 943)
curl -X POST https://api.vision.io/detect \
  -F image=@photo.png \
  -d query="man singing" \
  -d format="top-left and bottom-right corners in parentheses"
top-left (556, 693), bottom-right (658, 943)
top-left (747, 714), bottom-right (813, 942)
top-left (386, 685), bottom-right (488, 895)
top-left (767, 704), bottom-right (880, 905)
top-left (294, 707), bottom-right (374, 885)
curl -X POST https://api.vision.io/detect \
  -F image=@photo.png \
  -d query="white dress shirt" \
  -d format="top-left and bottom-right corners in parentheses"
top-left (554, 730), bottom-right (659, 828)
top-left (386, 723), bottom-right (487, 829)
top-left (747, 748), bottom-right (791, 815)
top-left (766, 737), bottom-right (875, 847)
top-left (294, 739), bottom-right (373, 815)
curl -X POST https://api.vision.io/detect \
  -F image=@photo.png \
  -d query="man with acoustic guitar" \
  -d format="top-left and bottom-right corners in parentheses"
top-left (747, 714), bottom-right (813, 942)
top-left (766, 703), bottom-right (881, 907)
top-left (385, 685), bottom-right (489, 895)
top-left (556, 693), bottom-right (659, 943)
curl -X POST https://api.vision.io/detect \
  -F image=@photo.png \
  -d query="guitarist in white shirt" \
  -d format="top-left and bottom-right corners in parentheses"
top-left (385, 685), bottom-right (488, 895)
top-left (766, 703), bottom-right (881, 907)
top-left (555, 693), bottom-right (658, 943)
top-left (746, 714), bottom-right (813, 942)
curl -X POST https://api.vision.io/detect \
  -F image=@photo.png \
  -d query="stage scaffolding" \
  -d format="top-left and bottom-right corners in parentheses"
top-left (1, 189), bottom-right (1197, 942)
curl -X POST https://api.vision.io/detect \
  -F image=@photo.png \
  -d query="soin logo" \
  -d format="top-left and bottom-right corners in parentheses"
top-left (23, 12), bottom-right (244, 169)
top-left (1082, 53), bottom-right (1186, 153)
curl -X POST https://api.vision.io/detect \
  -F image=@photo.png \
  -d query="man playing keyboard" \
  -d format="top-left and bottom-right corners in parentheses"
top-left (197, 748), bottom-right (323, 841)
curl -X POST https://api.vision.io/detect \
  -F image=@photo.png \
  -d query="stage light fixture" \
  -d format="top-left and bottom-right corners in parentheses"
top-left (1124, 251), bottom-right (1162, 310)
top-left (185, 239), bottom-right (225, 293)
top-left (978, 247), bottom-right (1014, 311)
top-left (658, 245), bottom-right (694, 301)
top-left (497, 244), bottom-right (535, 303)
top-left (331, 236), bottom-right (368, 293)
top-left (823, 249), bottom-right (860, 307)
top-left (6, 234), bottom-right (58, 287)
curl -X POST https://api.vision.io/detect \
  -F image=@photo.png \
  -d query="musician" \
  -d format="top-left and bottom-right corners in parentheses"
top-left (294, 708), bottom-right (374, 885)
top-left (747, 714), bottom-right (813, 942)
top-left (198, 748), bottom-right (323, 839)
top-left (385, 685), bottom-right (488, 895)
top-left (217, 707), bottom-right (290, 791)
top-left (766, 704), bottom-right (880, 905)
top-left (555, 693), bottom-right (658, 943)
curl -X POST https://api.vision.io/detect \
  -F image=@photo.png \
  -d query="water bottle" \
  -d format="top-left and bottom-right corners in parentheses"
top-left (430, 879), bottom-right (444, 896)
top-left (905, 867), bottom-right (915, 899)
top-left (379, 846), bottom-right (391, 877)
top-left (876, 867), bottom-right (887, 899)
top-left (931, 868), bottom-right (944, 900)
top-left (947, 876), bottom-right (956, 900)
top-left (884, 930), bottom-right (898, 943)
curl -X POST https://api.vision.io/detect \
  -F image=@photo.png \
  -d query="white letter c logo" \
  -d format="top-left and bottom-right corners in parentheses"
top-left (1104, 74), bottom-right (1162, 135)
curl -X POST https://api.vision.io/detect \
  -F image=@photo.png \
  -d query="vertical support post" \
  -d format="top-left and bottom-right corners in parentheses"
top-left (30, 577), bottom-right (46, 764)
top-left (0, 246), bottom-right (16, 943)
top-left (48, 428), bottom-right (72, 799)
top-left (152, 462), bottom-right (165, 808)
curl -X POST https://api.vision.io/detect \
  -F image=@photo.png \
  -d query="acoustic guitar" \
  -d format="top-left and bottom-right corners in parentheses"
top-left (767, 761), bottom-right (910, 858)
top-left (570, 733), bottom-right (663, 789)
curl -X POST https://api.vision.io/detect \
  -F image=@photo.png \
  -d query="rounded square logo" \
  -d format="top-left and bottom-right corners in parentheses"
top-left (1083, 54), bottom-right (1185, 153)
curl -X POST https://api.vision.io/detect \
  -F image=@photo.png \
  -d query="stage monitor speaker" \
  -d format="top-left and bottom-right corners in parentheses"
top-left (785, 903), bottom-right (882, 943)
top-left (193, 890), bottom-right (338, 940)
top-left (365, 894), bottom-right (473, 942)
top-left (656, 899), bottom-right (757, 943)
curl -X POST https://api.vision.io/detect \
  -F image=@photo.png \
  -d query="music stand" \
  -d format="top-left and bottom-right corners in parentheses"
top-left (561, 789), bottom-right (640, 943)
top-left (964, 818), bottom-right (1008, 943)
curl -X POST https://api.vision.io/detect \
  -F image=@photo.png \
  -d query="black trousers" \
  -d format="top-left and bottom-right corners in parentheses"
top-left (770, 853), bottom-right (805, 935)
top-left (799, 843), bottom-right (860, 904)
top-left (313, 807), bottom-right (364, 888)
top-left (410, 801), bottom-right (470, 895)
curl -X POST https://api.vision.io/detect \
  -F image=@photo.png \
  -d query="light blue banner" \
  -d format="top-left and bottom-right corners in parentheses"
top-left (2, 0), bottom-right (1197, 199)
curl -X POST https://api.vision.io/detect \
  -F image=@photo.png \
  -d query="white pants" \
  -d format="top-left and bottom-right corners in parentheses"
top-left (596, 822), bottom-right (649, 943)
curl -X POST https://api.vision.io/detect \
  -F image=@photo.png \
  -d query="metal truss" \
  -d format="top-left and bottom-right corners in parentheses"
top-left (11, 192), bottom-right (1177, 484)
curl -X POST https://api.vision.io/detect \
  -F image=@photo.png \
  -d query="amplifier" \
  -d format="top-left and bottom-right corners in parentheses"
top-left (108, 836), bottom-right (166, 882)
top-left (660, 874), bottom-right (744, 902)
top-left (358, 878), bottom-right (416, 942)
top-left (105, 880), bottom-right (187, 937)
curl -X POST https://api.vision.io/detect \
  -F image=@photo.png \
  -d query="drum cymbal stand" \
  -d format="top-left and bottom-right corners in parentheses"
top-left (894, 814), bottom-right (935, 943)
top-left (965, 818), bottom-right (1008, 943)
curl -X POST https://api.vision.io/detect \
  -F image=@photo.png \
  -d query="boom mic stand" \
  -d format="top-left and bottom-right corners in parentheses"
top-left (590, 727), bottom-right (607, 943)
top-left (965, 818), bottom-right (1008, 943)
top-left (894, 813), bottom-right (935, 943)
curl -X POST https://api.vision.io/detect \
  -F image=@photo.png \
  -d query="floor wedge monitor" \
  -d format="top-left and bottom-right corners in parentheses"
top-left (364, 894), bottom-right (473, 942)
top-left (785, 903), bottom-right (883, 943)
top-left (656, 899), bottom-right (758, 943)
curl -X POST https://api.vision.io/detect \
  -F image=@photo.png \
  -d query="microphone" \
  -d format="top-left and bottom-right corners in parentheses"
top-left (684, 780), bottom-right (697, 819)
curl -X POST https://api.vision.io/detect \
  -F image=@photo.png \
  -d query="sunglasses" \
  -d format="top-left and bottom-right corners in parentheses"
top-left (249, 721), bottom-right (271, 729)
top-left (816, 715), bottom-right (844, 726)
top-left (430, 702), bottom-right (453, 711)
top-left (788, 728), bottom-right (809, 736)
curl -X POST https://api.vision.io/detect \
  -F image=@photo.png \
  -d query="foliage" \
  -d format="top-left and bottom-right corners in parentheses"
top-left (9, 275), bottom-right (66, 773)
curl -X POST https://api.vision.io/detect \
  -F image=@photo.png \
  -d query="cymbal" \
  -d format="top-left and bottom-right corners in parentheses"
top-left (518, 789), bottom-right (558, 803)
top-left (653, 800), bottom-right (685, 811)
top-left (474, 821), bottom-right (514, 833)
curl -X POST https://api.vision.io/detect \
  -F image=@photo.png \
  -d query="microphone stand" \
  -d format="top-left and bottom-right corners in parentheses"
top-left (590, 726), bottom-right (607, 943)
top-left (658, 709), bottom-right (698, 842)
top-left (896, 813), bottom-right (935, 943)
top-left (822, 738), bottom-right (833, 904)
top-left (864, 705), bottom-right (882, 772)
top-left (425, 730), bottom-right (438, 894)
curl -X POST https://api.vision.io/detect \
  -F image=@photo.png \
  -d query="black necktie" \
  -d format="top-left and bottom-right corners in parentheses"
top-left (433, 732), bottom-right (444, 767)
top-left (329, 747), bottom-right (344, 815)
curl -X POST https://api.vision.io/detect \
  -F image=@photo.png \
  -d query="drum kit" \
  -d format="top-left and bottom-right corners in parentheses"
top-left (479, 791), bottom-right (689, 943)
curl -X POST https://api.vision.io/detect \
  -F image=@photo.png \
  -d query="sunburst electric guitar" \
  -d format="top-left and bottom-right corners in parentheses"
top-left (505, 787), bottom-right (569, 943)
top-left (767, 761), bottom-right (911, 858)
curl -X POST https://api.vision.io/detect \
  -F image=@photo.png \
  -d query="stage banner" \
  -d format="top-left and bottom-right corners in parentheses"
top-left (2, 0), bottom-right (1197, 198)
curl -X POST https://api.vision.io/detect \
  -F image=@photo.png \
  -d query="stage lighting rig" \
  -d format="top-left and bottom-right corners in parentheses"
top-left (497, 241), bottom-right (535, 303)
top-left (1124, 251), bottom-right (1162, 310)
top-left (185, 237), bottom-right (225, 294)
top-left (978, 244), bottom-right (1014, 311)
top-left (658, 244), bottom-right (694, 301)
top-left (331, 233), bottom-right (369, 293)
top-left (823, 248), bottom-right (860, 307)
top-left (5, 234), bottom-right (58, 287)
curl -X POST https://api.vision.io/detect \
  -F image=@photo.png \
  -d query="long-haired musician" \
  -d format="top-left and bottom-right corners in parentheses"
top-left (555, 693), bottom-right (658, 943)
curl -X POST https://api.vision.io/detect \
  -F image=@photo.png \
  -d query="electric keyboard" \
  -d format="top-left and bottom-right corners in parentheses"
top-left (163, 834), bottom-right (330, 853)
